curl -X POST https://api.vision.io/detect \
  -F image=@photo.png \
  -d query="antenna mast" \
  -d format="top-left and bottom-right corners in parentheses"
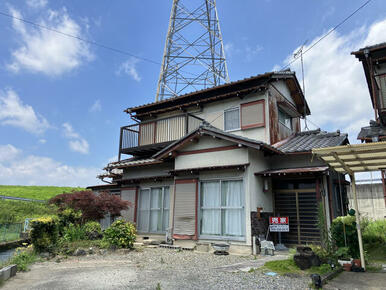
top-left (294, 41), bottom-right (308, 131)
top-left (156, 0), bottom-right (229, 101)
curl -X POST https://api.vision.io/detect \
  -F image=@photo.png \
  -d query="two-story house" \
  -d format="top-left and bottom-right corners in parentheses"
top-left (88, 70), bottom-right (348, 253)
top-left (352, 42), bottom-right (386, 208)
top-left (352, 42), bottom-right (386, 143)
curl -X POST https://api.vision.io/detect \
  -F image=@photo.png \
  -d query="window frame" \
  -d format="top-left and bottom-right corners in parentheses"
top-left (198, 178), bottom-right (245, 241)
top-left (223, 107), bottom-right (241, 132)
top-left (137, 186), bottom-right (170, 234)
top-left (240, 99), bottom-right (266, 129)
top-left (278, 107), bottom-right (293, 130)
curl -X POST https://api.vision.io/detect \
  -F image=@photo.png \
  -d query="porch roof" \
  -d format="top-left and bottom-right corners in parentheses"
top-left (255, 166), bottom-right (329, 176)
top-left (312, 142), bottom-right (386, 173)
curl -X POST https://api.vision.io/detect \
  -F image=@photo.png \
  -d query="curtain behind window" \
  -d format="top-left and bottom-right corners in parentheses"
top-left (138, 189), bottom-right (150, 232)
top-left (222, 180), bottom-right (244, 236)
top-left (163, 187), bottom-right (170, 231)
top-left (201, 181), bottom-right (221, 235)
top-left (224, 108), bottom-right (240, 131)
top-left (150, 188), bottom-right (162, 232)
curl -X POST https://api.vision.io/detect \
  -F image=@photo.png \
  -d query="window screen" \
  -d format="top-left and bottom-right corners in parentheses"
top-left (224, 108), bottom-right (240, 131)
top-left (240, 100), bottom-right (265, 129)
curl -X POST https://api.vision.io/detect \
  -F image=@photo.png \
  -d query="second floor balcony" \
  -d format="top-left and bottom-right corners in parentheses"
top-left (119, 113), bottom-right (204, 158)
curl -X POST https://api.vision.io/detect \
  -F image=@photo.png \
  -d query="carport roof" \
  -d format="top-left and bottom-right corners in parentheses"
top-left (312, 142), bottom-right (386, 174)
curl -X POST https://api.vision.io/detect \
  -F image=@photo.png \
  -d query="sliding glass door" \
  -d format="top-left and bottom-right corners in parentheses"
top-left (138, 187), bottom-right (170, 233)
top-left (200, 179), bottom-right (244, 239)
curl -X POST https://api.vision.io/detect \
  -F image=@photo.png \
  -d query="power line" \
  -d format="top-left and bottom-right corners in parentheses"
top-left (0, 10), bottom-right (161, 66)
top-left (281, 0), bottom-right (373, 70)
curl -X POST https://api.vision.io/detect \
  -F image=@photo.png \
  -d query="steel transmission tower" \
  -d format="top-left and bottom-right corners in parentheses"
top-left (155, 0), bottom-right (229, 101)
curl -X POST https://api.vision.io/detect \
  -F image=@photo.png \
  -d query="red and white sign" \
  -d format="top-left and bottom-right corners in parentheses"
top-left (269, 216), bottom-right (289, 232)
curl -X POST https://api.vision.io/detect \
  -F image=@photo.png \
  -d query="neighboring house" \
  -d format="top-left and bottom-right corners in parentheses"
top-left (88, 70), bottom-right (348, 252)
top-left (352, 43), bottom-right (386, 207)
top-left (352, 43), bottom-right (386, 143)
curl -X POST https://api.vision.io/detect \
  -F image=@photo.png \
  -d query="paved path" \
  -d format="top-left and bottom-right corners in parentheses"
top-left (325, 271), bottom-right (386, 290)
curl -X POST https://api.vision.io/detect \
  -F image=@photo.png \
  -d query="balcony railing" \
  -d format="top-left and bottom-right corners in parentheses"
top-left (119, 113), bottom-right (204, 158)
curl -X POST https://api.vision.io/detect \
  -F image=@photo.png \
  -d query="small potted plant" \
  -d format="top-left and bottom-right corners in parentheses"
top-left (336, 247), bottom-right (352, 271)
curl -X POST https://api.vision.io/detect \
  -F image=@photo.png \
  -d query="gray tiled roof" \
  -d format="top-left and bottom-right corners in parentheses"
top-left (275, 129), bottom-right (348, 153)
top-left (357, 120), bottom-right (386, 141)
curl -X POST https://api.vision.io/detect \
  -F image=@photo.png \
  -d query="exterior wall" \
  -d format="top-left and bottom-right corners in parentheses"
top-left (245, 149), bottom-right (271, 246)
top-left (175, 137), bottom-right (249, 170)
top-left (347, 183), bottom-right (386, 220)
top-left (122, 162), bottom-right (173, 180)
top-left (271, 80), bottom-right (296, 106)
top-left (268, 154), bottom-right (326, 169)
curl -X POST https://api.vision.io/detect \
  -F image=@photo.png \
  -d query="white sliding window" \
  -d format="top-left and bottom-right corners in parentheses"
top-left (138, 187), bottom-right (170, 233)
top-left (200, 180), bottom-right (244, 238)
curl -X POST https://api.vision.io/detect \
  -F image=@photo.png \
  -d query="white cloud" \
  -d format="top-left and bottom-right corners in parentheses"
top-left (117, 57), bottom-right (141, 82)
top-left (0, 89), bottom-right (50, 134)
top-left (224, 41), bottom-right (262, 61)
top-left (89, 99), bottom-right (101, 112)
top-left (26, 0), bottom-right (47, 9)
top-left (7, 7), bottom-right (93, 76)
top-left (62, 122), bottom-right (89, 154)
top-left (0, 144), bottom-right (21, 162)
top-left (276, 18), bottom-right (386, 142)
top-left (38, 139), bottom-right (46, 144)
top-left (0, 144), bottom-right (100, 186)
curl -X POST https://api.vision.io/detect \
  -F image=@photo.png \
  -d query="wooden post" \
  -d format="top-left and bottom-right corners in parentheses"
top-left (296, 192), bottom-right (300, 244)
top-left (350, 174), bottom-right (366, 271)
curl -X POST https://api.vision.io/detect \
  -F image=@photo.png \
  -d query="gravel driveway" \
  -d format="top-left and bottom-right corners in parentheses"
top-left (3, 248), bottom-right (310, 289)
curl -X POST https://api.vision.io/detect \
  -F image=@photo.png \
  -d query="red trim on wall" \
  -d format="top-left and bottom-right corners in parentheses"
top-left (240, 99), bottom-right (265, 129)
top-left (178, 145), bottom-right (240, 156)
top-left (134, 187), bottom-right (138, 224)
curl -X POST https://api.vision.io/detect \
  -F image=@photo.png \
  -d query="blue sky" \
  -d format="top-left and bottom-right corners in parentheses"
top-left (0, 0), bottom-right (385, 186)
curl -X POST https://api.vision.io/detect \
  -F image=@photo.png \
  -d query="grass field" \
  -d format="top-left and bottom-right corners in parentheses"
top-left (0, 185), bottom-right (85, 200)
top-left (0, 199), bottom-right (57, 223)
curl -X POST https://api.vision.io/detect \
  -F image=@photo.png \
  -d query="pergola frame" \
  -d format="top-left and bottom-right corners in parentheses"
top-left (312, 141), bottom-right (386, 271)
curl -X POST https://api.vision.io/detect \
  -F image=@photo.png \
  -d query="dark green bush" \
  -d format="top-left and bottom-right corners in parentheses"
top-left (83, 221), bottom-right (102, 240)
top-left (103, 220), bottom-right (136, 249)
top-left (30, 217), bottom-right (59, 253)
top-left (331, 215), bottom-right (359, 258)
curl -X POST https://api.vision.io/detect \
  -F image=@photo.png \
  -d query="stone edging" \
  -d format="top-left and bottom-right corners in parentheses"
top-left (0, 264), bottom-right (17, 283)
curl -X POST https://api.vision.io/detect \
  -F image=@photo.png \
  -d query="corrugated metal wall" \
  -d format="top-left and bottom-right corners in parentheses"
top-left (139, 122), bottom-right (155, 145)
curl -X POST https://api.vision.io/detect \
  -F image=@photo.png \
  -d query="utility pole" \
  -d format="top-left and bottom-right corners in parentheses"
top-left (156, 0), bottom-right (229, 101)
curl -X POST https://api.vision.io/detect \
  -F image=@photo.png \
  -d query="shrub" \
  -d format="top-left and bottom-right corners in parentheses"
top-left (9, 245), bottom-right (37, 271)
top-left (49, 190), bottom-right (130, 223)
top-left (83, 221), bottom-right (102, 240)
top-left (62, 223), bottom-right (86, 242)
top-left (103, 220), bottom-right (136, 249)
top-left (362, 219), bottom-right (386, 246)
top-left (57, 208), bottom-right (82, 235)
top-left (331, 215), bottom-right (359, 258)
top-left (30, 217), bottom-right (59, 253)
